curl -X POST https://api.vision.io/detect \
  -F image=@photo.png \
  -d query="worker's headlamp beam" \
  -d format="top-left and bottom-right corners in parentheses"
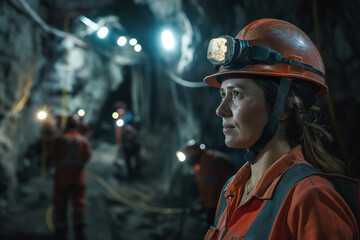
top-left (176, 151), bottom-right (186, 162)
top-left (207, 35), bottom-right (325, 78)
top-left (36, 110), bottom-right (48, 121)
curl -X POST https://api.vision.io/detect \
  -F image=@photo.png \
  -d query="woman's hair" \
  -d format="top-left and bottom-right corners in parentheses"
top-left (253, 77), bottom-right (346, 174)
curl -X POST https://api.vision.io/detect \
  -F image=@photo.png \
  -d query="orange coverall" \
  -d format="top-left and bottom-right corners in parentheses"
top-left (194, 150), bottom-right (237, 226)
top-left (50, 129), bottom-right (91, 230)
top-left (195, 150), bottom-right (237, 209)
top-left (205, 145), bottom-right (359, 240)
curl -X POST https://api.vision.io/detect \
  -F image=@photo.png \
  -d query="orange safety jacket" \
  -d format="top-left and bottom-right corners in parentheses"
top-left (50, 130), bottom-right (91, 186)
top-left (204, 145), bottom-right (360, 240)
top-left (195, 150), bottom-right (237, 209)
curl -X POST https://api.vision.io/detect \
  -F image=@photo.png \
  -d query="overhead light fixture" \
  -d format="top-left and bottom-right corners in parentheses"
top-left (117, 36), bottom-right (127, 46)
top-left (97, 27), bottom-right (109, 39)
top-left (134, 44), bottom-right (142, 52)
top-left (161, 30), bottom-right (175, 50)
top-left (129, 38), bottom-right (137, 46)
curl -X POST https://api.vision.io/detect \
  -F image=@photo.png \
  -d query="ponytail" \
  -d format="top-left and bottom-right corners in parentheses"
top-left (286, 92), bottom-right (346, 174)
top-left (302, 121), bottom-right (345, 174)
top-left (254, 77), bottom-right (346, 174)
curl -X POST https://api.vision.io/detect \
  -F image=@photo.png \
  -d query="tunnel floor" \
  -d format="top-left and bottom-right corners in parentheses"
top-left (0, 142), bottom-right (208, 240)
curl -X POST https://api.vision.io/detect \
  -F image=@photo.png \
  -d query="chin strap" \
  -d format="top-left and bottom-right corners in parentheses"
top-left (245, 77), bottom-right (292, 164)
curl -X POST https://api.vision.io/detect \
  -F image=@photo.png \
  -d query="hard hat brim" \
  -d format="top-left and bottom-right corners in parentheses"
top-left (203, 68), bottom-right (328, 96)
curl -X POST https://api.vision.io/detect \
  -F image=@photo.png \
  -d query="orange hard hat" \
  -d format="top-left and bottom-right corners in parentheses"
top-left (204, 18), bottom-right (327, 96)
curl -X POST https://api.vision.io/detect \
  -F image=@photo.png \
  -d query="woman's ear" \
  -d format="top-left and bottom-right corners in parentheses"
top-left (280, 111), bottom-right (289, 122)
top-left (280, 95), bottom-right (292, 122)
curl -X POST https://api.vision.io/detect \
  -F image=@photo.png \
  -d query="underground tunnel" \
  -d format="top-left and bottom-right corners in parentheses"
top-left (1, 0), bottom-right (360, 239)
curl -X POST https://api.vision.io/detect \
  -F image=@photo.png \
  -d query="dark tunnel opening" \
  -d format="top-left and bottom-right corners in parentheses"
top-left (92, 65), bottom-right (133, 145)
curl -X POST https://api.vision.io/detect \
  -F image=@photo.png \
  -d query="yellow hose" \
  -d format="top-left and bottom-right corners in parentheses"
top-left (46, 170), bottom-right (184, 233)
top-left (86, 170), bottom-right (183, 214)
top-left (46, 204), bottom-right (55, 233)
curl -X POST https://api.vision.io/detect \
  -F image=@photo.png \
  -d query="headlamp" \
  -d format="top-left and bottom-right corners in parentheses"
top-left (207, 35), bottom-right (249, 66)
top-left (116, 119), bottom-right (124, 127)
top-left (207, 35), bottom-right (325, 78)
top-left (37, 110), bottom-right (48, 121)
top-left (207, 36), bottom-right (233, 65)
top-left (77, 109), bottom-right (85, 117)
top-left (176, 151), bottom-right (186, 162)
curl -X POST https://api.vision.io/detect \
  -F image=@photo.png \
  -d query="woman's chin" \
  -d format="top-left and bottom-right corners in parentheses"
top-left (225, 139), bottom-right (238, 148)
top-left (225, 138), bottom-right (249, 149)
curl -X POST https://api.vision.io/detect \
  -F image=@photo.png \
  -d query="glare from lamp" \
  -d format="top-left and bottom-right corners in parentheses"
top-left (187, 139), bottom-right (196, 146)
top-left (37, 111), bottom-right (47, 121)
top-left (117, 36), bottom-right (127, 46)
top-left (77, 109), bottom-right (85, 117)
top-left (112, 112), bottom-right (119, 119)
top-left (129, 38), bottom-right (137, 46)
top-left (176, 151), bottom-right (186, 162)
top-left (97, 27), bottom-right (109, 39)
top-left (134, 44), bottom-right (142, 52)
top-left (116, 119), bottom-right (124, 127)
top-left (161, 30), bottom-right (175, 50)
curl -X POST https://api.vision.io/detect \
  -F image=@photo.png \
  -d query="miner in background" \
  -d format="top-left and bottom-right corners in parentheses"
top-left (183, 140), bottom-right (237, 226)
top-left (115, 121), bottom-right (141, 178)
top-left (49, 115), bottom-right (92, 240)
top-left (114, 100), bottom-right (133, 124)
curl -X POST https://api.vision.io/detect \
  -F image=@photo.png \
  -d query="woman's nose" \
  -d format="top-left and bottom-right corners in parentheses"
top-left (216, 99), bottom-right (231, 118)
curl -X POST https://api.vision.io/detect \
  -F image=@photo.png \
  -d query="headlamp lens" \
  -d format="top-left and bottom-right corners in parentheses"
top-left (207, 34), bottom-right (255, 69)
top-left (207, 37), bottom-right (228, 64)
top-left (207, 36), bottom-right (236, 66)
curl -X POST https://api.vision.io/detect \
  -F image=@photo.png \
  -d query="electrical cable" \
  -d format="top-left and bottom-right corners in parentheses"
top-left (10, 61), bottom-right (36, 114)
top-left (18, 0), bottom-right (207, 91)
top-left (17, 0), bottom-right (89, 48)
top-left (46, 204), bottom-right (55, 233)
top-left (85, 170), bottom-right (184, 214)
top-left (164, 70), bottom-right (208, 88)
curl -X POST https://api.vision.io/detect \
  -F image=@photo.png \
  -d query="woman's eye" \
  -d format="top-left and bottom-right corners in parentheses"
top-left (232, 91), bottom-right (243, 99)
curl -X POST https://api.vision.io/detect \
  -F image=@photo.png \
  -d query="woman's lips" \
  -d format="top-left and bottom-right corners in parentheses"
top-left (222, 124), bottom-right (235, 133)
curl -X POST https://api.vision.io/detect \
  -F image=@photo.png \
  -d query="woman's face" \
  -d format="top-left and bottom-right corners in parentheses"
top-left (216, 78), bottom-right (269, 149)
